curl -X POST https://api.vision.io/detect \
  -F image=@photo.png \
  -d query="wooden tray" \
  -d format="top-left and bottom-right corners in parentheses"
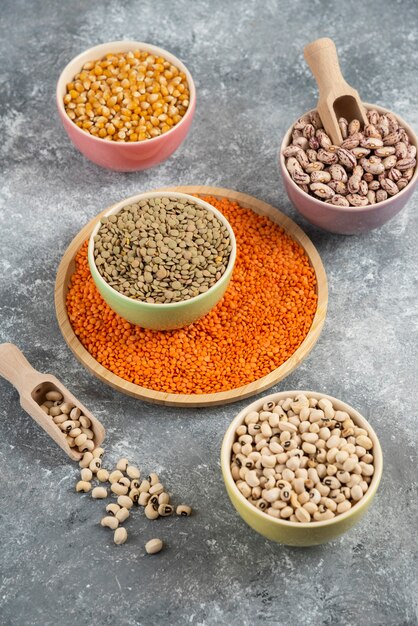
top-left (55, 186), bottom-right (328, 407)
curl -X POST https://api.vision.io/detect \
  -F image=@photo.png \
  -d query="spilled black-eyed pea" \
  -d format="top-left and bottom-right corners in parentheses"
top-left (116, 507), bottom-right (130, 523)
top-left (106, 503), bottom-right (121, 516)
top-left (176, 505), bottom-right (192, 517)
top-left (129, 489), bottom-right (140, 504)
top-left (101, 516), bottom-right (119, 530)
top-left (76, 480), bottom-right (91, 493)
top-left (158, 504), bottom-right (173, 516)
top-left (145, 504), bottom-right (159, 520)
top-left (116, 458), bottom-right (129, 471)
top-left (117, 495), bottom-right (134, 510)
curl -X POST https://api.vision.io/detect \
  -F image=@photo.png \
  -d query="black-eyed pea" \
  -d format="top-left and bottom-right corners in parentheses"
top-left (241, 443), bottom-right (253, 456)
top-left (236, 425), bottom-right (247, 437)
top-left (79, 415), bottom-right (91, 428)
top-left (248, 423), bottom-right (261, 436)
top-left (92, 486), bottom-right (108, 499)
top-left (355, 445), bottom-right (367, 458)
top-left (341, 486), bottom-right (351, 499)
top-left (244, 411), bottom-right (259, 425)
top-left (149, 483), bottom-right (164, 496)
top-left (292, 478), bottom-right (306, 495)
top-left (260, 455), bottom-right (276, 469)
top-left (231, 464), bottom-right (240, 481)
top-left (326, 448), bottom-right (339, 464)
top-left (289, 514), bottom-right (299, 522)
top-left (66, 436), bottom-right (76, 447)
top-left (337, 500), bottom-right (352, 514)
top-left (111, 483), bottom-right (129, 496)
top-left (347, 474), bottom-right (362, 488)
top-left (116, 495), bottom-right (133, 510)
top-left (89, 458), bottom-right (101, 474)
top-left (79, 440), bottom-right (95, 453)
top-left (69, 428), bottom-right (82, 438)
top-left (326, 464), bottom-right (338, 476)
top-left (317, 483), bottom-right (330, 497)
top-left (145, 538), bottom-right (163, 554)
top-left (46, 390), bottom-right (63, 402)
top-left (295, 506), bottom-right (311, 523)
top-left (351, 485), bottom-right (363, 501)
top-left (158, 504), bottom-right (174, 516)
top-left (245, 470), bottom-right (260, 488)
top-left (295, 468), bottom-right (308, 480)
top-left (359, 462), bottom-right (374, 477)
top-left (129, 489), bottom-right (140, 504)
top-left (316, 450), bottom-right (327, 464)
top-left (286, 456), bottom-right (300, 472)
top-left (318, 427), bottom-right (331, 441)
top-left (323, 476), bottom-right (341, 490)
top-left (113, 527), bottom-right (128, 545)
top-left (237, 481), bottom-right (251, 499)
top-left (50, 405), bottom-right (64, 417)
top-left (252, 486), bottom-right (262, 500)
top-left (76, 480), bottom-right (91, 492)
top-left (266, 507), bottom-right (281, 518)
top-left (282, 468), bottom-right (295, 482)
top-left (116, 507), bottom-right (130, 523)
top-left (352, 464), bottom-right (363, 475)
top-left (130, 479), bottom-right (140, 490)
top-left (106, 503), bottom-right (120, 517)
top-left (342, 457), bottom-right (358, 473)
top-left (263, 488), bottom-right (280, 503)
top-left (59, 402), bottom-right (74, 414)
top-left (81, 428), bottom-right (94, 440)
top-left (297, 492), bottom-right (310, 505)
top-left (116, 458), bottom-right (129, 471)
top-left (74, 433), bottom-right (88, 447)
top-left (101, 516), bottom-right (119, 530)
top-left (138, 492), bottom-right (150, 506)
top-left (271, 500), bottom-right (286, 510)
top-left (304, 479), bottom-right (314, 490)
top-left (119, 476), bottom-right (131, 488)
top-left (336, 471), bottom-right (351, 484)
top-left (109, 470), bottom-right (123, 484)
top-left (360, 481), bottom-right (369, 493)
top-left (80, 468), bottom-right (93, 481)
top-left (313, 509), bottom-right (335, 521)
top-left (145, 504), bottom-right (159, 520)
top-left (303, 501), bottom-right (318, 515)
top-left (302, 442), bottom-right (316, 455)
top-left (53, 414), bottom-right (67, 425)
top-left (126, 465), bottom-right (140, 479)
top-left (307, 468), bottom-right (320, 484)
top-left (290, 493), bottom-right (299, 509)
top-left (362, 453), bottom-right (373, 464)
top-left (232, 442), bottom-right (241, 455)
top-left (79, 451), bottom-right (93, 468)
top-left (97, 469), bottom-right (109, 482)
top-left (40, 404), bottom-right (50, 414)
top-left (255, 499), bottom-right (268, 511)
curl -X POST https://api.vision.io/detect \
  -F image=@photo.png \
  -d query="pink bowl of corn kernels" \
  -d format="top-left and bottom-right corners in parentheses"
top-left (56, 41), bottom-right (196, 172)
top-left (280, 104), bottom-right (418, 235)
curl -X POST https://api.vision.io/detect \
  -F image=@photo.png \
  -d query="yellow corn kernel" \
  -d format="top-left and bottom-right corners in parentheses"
top-left (98, 128), bottom-right (107, 138)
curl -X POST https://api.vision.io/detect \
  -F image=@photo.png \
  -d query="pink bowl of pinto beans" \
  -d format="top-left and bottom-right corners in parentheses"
top-left (280, 104), bottom-right (418, 235)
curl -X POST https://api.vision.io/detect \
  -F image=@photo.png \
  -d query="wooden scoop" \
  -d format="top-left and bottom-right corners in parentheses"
top-left (0, 343), bottom-right (105, 461)
top-left (304, 38), bottom-right (368, 145)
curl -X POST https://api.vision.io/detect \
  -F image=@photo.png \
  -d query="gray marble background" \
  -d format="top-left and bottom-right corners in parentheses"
top-left (1, 1), bottom-right (417, 625)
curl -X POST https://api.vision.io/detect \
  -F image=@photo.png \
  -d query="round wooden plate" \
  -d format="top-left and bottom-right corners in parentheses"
top-left (55, 186), bottom-right (328, 407)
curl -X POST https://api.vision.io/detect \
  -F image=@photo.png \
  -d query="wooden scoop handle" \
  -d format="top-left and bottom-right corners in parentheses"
top-left (304, 38), bottom-right (347, 96)
top-left (0, 343), bottom-right (45, 395)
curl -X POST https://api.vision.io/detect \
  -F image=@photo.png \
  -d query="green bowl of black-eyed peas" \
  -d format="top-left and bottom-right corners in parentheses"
top-left (221, 391), bottom-right (382, 546)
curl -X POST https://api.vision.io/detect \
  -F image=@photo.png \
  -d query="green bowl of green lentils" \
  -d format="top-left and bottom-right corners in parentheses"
top-left (88, 191), bottom-right (236, 330)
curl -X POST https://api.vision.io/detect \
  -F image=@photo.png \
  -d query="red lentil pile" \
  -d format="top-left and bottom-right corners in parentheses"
top-left (66, 196), bottom-right (318, 394)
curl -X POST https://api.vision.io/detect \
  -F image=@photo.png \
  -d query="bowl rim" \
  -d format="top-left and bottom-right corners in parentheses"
top-left (87, 191), bottom-right (237, 310)
top-left (221, 389), bottom-right (383, 529)
top-left (279, 102), bottom-right (418, 213)
top-left (56, 40), bottom-right (196, 147)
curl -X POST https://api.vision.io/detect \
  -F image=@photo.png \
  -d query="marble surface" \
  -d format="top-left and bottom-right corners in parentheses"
top-left (1, 1), bottom-right (418, 625)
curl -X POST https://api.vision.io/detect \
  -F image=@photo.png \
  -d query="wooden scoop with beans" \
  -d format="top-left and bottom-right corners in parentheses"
top-left (304, 38), bottom-right (368, 145)
top-left (0, 343), bottom-right (105, 461)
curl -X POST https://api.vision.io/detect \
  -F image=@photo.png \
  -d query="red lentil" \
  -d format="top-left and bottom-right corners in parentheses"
top-left (66, 196), bottom-right (318, 394)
